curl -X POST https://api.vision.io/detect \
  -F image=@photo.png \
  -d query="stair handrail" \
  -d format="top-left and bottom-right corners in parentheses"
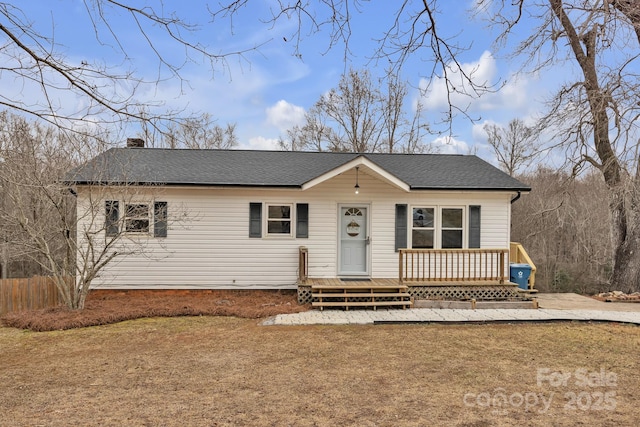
top-left (509, 242), bottom-right (536, 289)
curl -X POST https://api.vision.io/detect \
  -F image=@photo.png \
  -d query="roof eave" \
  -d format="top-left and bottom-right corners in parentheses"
top-left (73, 181), bottom-right (302, 188)
top-left (410, 186), bottom-right (531, 192)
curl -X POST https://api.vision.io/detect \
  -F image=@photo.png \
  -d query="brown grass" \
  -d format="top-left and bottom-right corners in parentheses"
top-left (0, 289), bottom-right (309, 331)
top-left (1, 318), bottom-right (638, 426)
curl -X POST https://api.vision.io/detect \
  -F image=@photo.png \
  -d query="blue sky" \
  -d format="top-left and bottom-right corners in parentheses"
top-left (5, 1), bottom-right (571, 166)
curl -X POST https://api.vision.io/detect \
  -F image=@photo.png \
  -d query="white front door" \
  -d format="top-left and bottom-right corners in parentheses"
top-left (339, 206), bottom-right (369, 275)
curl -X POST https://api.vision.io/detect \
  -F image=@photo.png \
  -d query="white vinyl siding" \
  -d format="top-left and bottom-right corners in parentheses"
top-left (77, 168), bottom-right (514, 289)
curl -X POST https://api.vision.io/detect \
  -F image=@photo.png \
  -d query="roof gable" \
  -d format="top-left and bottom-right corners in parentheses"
top-left (69, 148), bottom-right (531, 192)
top-left (301, 155), bottom-right (410, 192)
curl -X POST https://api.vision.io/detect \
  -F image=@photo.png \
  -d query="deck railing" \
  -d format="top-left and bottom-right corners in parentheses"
top-left (298, 246), bottom-right (309, 284)
top-left (399, 248), bottom-right (509, 284)
top-left (509, 242), bottom-right (536, 289)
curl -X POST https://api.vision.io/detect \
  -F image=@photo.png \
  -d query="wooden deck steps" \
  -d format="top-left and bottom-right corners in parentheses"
top-left (311, 280), bottom-right (412, 310)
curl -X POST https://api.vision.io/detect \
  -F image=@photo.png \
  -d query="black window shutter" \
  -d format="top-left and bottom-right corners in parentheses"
top-left (154, 201), bottom-right (168, 238)
top-left (296, 203), bottom-right (309, 238)
top-left (249, 203), bottom-right (262, 238)
top-left (105, 200), bottom-right (119, 237)
top-left (395, 204), bottom-right (408, 252)
top-left (469, 205), bottom-right (481, 248)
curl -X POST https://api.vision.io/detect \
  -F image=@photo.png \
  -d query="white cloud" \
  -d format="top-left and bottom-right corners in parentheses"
top-left (265, 100), bottom-right (306, 132)
top-left (471, 121), bottom-right (492, 142)
top-left (420, 51), bottom-right (496, 110)
top-left (242, 136), bottom-right (281, 151)
top-left (430, 136), bottom-right (470, 154)
top-left (418, 50), bottom-right (533, 118)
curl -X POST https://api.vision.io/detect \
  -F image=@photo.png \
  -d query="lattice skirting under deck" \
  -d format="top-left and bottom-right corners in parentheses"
top-left (298, 285), bottom-right (313, 305)
top-left (408, 285), bottom-right (524, 301)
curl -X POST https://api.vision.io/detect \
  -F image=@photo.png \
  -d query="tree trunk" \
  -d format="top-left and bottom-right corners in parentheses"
top-left (1, 244), bottom-right (7, 279)
top-left (611, 232), bottom-right (640, 293)
top-left (609, 173), bottom-right (640, 292)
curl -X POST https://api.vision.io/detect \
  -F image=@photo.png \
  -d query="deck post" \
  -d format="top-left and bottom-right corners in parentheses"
top-left (298, 246), bottom-right (308, 284)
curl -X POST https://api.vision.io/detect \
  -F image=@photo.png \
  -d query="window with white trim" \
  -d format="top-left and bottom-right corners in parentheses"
top-left (412, 207), bottom-right (435, 249)
top-left (410, 206), bottom-right (465, 249)
top-left (441, 208), bottom-right (464, 248)
top-left (125, 203), bottom-right (150, 233)
top-left (105, 200), bottom-right (168, 237)
top-left (266, 204), bottom-right (292, 235)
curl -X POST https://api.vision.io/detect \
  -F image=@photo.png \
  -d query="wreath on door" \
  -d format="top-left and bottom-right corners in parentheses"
top-left (345, 208), bottom-right (363, 237)
top-left (347, 220), bottom-right (361, 237)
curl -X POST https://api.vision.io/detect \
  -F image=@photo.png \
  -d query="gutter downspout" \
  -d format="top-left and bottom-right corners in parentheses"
top-left (510, 191), bottom-right (521, 204)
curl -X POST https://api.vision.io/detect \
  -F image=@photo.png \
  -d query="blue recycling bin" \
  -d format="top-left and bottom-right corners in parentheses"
top-left (510, 263), bottom-right (532, 289)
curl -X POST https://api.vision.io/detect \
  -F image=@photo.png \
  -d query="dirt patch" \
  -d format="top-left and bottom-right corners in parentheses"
top-left (1, 289), bottom-right (309, 331)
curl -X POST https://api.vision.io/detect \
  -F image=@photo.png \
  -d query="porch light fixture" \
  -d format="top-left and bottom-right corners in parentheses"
top-left (354, 166), bottom-right (360, 194)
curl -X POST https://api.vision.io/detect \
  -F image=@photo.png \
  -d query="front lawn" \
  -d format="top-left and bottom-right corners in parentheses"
top-left (1, 318), bottom-right (637, 426)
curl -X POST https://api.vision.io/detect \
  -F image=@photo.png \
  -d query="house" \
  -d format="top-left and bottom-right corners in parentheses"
top-left (70, 141), bottom-right (532, 307)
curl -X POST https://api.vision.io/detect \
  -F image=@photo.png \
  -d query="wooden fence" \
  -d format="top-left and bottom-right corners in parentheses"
top-left (0, 276), bottom-right (64, 315)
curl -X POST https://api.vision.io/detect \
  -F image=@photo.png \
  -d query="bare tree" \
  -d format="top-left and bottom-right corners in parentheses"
top-left (283, 68), bottom-right (433, 153)
top-left (280, 106), bottom-right (332, 152)
top-left (483, 119), bottom-right (538, 176)
top-left (477, 0), bottom-right (640, 290)
top-left (512, 167), bottom-right (612, 293)
top-left (0, 2), bottom-right (262, 135)
top-left (159, 115), bottom-right (238, 150)
top-left (539, 0), bottom-right (640, 291)
top-left (0, 112), bottom-right (184, 309)
top-left (318, 68), bottom-right (385, 152)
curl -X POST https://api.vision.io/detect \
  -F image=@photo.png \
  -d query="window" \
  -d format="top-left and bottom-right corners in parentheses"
top-left (395, 204), bottom-right (408, 251)
top-left (249, 203), bottom-right (262, 238)
top-left (154, 201), bottom-right (168, 238)
top-left (296, 204), bottom-right (309, 238)
top-left (266, 204), bottom-right (292, 235)
top-left (105, 200), bottom-right (168, 236)
top-left (250, 203), bottom-right (308, 238)
top-left (105, 200), bottom-right (120, 237)
top-left (410, 206), bottom-right (465, 249)
top-left (412, 207), bottom-right (435, 249)
top-left (441, 208), bottom-right (463, 248)
top-left (125, 203), bottom-right (150, 233)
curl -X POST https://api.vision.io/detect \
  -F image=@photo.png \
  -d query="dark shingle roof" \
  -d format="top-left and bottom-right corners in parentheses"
top-left (69, 148), bottom-right (530, 191)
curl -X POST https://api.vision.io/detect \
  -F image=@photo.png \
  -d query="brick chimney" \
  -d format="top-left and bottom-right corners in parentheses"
top-left (126, 138), bottom-right (145, 148)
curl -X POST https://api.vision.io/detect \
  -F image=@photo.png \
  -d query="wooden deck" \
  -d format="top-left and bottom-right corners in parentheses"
top-left (297, 246), bottom-right (536, 309)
